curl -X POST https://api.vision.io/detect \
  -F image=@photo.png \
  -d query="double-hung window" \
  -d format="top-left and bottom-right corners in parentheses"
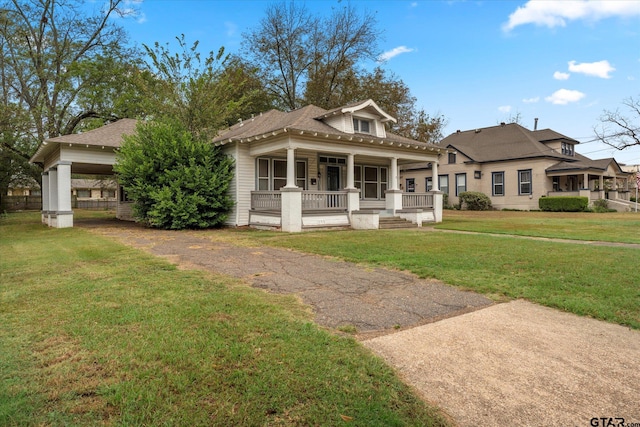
top-left (518, 169), bottom-right (532, 195)
top-left (425, 177), bottom-right (433, 191)
top-left (455, 173), bottom-right (466, 196)
top-left (439, 175), bottom-right (449, 195)
top-left (353, 118), bottom-right (371, 134)
top-left (492, 172), bottom-right (504, 196)
top-left (257, 157), bottom-right (307, 190)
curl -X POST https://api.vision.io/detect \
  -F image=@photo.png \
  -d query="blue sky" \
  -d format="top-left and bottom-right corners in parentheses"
top-left (115, 0), bottom-right (640, 165)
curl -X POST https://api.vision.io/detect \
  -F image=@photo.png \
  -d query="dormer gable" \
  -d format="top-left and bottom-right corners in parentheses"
top-left (314, 99), bottom-right (397, 138)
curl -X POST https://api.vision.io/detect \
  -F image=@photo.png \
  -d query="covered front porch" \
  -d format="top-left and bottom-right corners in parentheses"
top-left (237, 146), bottom-right (443, 232)
top-left (546, 166), bottom-right (634, 204)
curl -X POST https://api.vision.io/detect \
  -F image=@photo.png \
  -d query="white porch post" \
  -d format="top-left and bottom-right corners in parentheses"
top-left (385, 157), bottom-right (402, 213)
top-left (346, 153), bottom-right (355, 189)
top-left (432, 161), bottom-right (439, 191)
top-left (345, 153), bottom-right (360, 216)
top-left (583, 173), bottom-right (589, 189)
top-left (281, 146), bottom-right (302, 232)
top-left (285, 147), bottom-right (296, 188)
top-left (390, 157), bottom-right (399, 190)
top-left (48, 167), bottom-right (58, 227)
top-left (41, 172), bottom-right (49, 224)
top-left (55, 161), bottom-right (73, 228)
top-left (599, 175), bottom-right (605, 199)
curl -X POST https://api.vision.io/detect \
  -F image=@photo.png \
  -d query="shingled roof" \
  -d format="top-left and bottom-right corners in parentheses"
top-left (45, 119), bottom-right (138, 147)
top-left (442, 123), bottom-right (574, 163)
top-left (546, 153), bottom-right (624, 173)
top-left (212, 104), bottom-right (437, 149)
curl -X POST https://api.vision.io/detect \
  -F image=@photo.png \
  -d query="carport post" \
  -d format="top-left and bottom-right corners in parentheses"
top-left (55, 161), bottom-right (73, 228)
top-left (41, 172), bottom-right (49, 224)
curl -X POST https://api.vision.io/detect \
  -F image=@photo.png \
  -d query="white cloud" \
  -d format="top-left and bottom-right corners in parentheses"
top-left (503, 0), bottom-right (640, 32)
top-left (224, 21), bottom-right (237, 37)
top-left (553, 71), bottom-right (570, 80)
top-left (522, 97), bottom-right (540, 103)
top-left (568, 60), bottom-right (615, 78)
top-left (377, 46), bottom-right (415, 62)
top-left (498, 105), bottom-right (512, 113)
top-left (545, 89), bottom-right (586, 105)
top-left (410, 2), bottom-right (418, 7)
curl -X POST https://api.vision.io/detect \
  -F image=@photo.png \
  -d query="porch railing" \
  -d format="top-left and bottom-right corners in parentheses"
top-left (251, 191), bottom-right (281, 210)
top-left (402, 193), bottom-right (433, 209)
top-left (302, 191), bottom-right (347, 211)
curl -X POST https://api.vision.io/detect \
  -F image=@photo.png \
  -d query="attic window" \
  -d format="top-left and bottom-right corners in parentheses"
top-left (561, 142), bottom-right (574, 156)
top-left (353, 118), bottom-right (371, 134)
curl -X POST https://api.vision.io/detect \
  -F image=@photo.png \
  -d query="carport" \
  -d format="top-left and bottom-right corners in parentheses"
top-left (29, 119), bottom-right (137, 228)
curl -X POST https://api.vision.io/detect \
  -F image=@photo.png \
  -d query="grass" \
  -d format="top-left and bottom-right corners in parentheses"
top-left (219, 212), bottom-right (640, 330)
top-left (0, 212), bottom-right (449, 426)
top-left (434, 210), bottom-right (640, 243)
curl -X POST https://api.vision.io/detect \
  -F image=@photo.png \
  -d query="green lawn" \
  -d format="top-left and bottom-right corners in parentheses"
top-left (0, 212), bottom-right (448, 426)
top-left (434, 210), bottom-right (640, 243)
top-left (230, 211), bottom-right (640, 330)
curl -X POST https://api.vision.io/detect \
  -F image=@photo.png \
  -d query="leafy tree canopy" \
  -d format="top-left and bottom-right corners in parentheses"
top-left (114, 119), bottom-right (234, 230)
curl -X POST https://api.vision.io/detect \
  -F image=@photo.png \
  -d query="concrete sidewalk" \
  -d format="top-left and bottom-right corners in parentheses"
top-left (364, 300), bottom-right (640, 426)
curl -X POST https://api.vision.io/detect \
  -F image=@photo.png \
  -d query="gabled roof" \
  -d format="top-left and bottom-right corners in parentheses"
top-left (442, 123), bottom-right (573, 163)
top-left (316, 99), bottom-right (397, 123)
top-left (546, 153), bottom-right (626, 174)
top-left (213, 103), bottom-right (435, 149)
top-left (31, 119), bottom-right (138, 164)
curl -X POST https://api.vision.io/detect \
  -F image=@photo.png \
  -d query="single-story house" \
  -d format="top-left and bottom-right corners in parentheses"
top-left (400, 122), bottom-right (635, 211)
top-left (71, 178), bottom-right (117, 200)
top-left (30, 100), bottom-right (446, 230)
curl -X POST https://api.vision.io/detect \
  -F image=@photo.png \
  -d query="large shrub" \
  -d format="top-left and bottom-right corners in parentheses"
top-left (458, 191), bottom-right (492, 210)
top-left (115, 120), bottom-right (234, 229)
top-left (539, 196), bottom-right (588, 212)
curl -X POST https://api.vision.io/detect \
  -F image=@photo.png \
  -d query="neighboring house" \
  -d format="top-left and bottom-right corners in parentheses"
top-left (30, 100), bottom-right (446, 230)
top-left (212, 99), bottom-right (446, 231)
top-left (401, 122), bottom-right (634, 211)
top-left (71, 179), bottom-right (117, 200)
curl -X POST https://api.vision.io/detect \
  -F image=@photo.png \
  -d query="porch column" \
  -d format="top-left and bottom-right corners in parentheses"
top-left (285, 147), bottom-right (297, 188)
top-left (345, 153), bottom-right (360, 216)
top-left (280, 187), bottom-right (302, 232)
top-left (390, 157), bottom-right (399, 190)
top-left (583, 173), bottom-right (589, 190)
top-left (41, 172), bottom-right (49, 224)
top-left (55, 161), bottom-right (73, 228)
top-left (432, 161), bottom-right (439, 191)
top-left (386, 157), bottom-right (402, 213)
top-left (346, 153), bottom-right (355, 189)
top-left (599, 175), bottom-right (605, 199)
top-left (48, 167), bottom-right (58, 227)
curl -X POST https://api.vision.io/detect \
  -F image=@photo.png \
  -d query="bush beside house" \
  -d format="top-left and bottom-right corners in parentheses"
top-left (539, 196), bottom-right (588, 212)
top-left (458, 191), bottom-right (492, 210)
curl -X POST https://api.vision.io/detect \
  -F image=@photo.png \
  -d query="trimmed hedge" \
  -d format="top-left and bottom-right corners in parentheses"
top-left (539, 196), bottom-right (588, 212)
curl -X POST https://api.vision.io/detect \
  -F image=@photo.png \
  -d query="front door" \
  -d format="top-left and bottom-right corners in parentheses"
top-left (327, 166), bottom-right (341, 191)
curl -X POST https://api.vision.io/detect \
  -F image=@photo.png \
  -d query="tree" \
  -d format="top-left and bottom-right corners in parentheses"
top-left (242, 2), bottom-right (447, 143)
top-left (0, 0), bottom-right (138, 196)
top-left (114, 120), bottom-right (234, 230)
top-left (594, 96), bottom-right (640, 150)
top-left (242, 1), bottom-right (379, 111)
top-left (140, 35), bottom-right (272, 138)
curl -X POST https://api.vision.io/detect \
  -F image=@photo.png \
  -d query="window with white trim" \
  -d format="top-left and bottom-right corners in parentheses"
top-left (353, 118), bottom-right (371, 134)
top-left (455, 173), bottom-right (466, 196)
top-left (425, 177), bottom-right (433, 191)
top-left (492, 172), bottom-right (504, 196)
top-left (256, 157), bottom-right (307, 190)
top-left (518, 169), bottom-right (532, 195)
top-left (439, 175), bottom-right (449, 195)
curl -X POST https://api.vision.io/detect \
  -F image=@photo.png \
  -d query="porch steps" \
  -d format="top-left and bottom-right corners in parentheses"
top-left (378, 216), bottom-right (419, 229)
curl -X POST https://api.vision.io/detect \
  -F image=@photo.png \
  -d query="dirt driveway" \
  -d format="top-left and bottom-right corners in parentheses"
top-left (79, 219), bottom-right (640, 426)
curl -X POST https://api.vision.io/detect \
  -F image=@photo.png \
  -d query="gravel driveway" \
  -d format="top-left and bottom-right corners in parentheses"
top-left (80, 218), bottom-right (640, 426)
